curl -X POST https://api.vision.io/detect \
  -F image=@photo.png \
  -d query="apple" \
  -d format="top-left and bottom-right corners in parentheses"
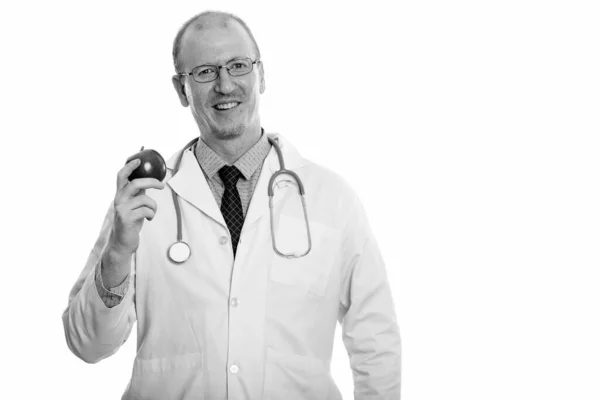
top-left (126, 146), bottom-right (167, 181)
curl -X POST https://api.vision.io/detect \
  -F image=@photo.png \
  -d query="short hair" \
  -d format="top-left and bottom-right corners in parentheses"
top-left (172, 11), bottom-right (261, 72)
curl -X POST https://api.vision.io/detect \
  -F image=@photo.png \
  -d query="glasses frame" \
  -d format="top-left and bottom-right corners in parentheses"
top-left (178, 57), bottom-right (261, 83)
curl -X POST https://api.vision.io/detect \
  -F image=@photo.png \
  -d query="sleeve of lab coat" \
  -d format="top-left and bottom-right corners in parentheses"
top-left (338, 190), bottom-right (402, 399)
top-left (62, 204), bottom-right (137, 364)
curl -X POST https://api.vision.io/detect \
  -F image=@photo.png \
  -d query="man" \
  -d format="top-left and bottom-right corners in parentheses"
top-left (63, 10), bottom-right (401, 400)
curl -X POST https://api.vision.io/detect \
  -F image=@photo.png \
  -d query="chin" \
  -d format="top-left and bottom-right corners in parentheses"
top-left (213, 124), bottom-right (246, 140)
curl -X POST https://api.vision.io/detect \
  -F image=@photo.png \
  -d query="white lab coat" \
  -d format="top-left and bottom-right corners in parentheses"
top-left (63, 133), bottom-right (401, 399)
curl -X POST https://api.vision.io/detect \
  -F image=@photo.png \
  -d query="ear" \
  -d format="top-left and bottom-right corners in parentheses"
top-left (172, 75), bottom-right (189, 107)
top-left (258, 62), bottom-right (265, 94)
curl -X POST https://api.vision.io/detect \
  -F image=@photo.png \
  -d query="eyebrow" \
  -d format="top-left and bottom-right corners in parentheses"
top-left (198, 56), bottom-right (251, 66)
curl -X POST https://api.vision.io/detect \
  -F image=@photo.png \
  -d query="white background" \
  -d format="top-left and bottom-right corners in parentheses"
top-left (1, 0), bottom-right (599, 399)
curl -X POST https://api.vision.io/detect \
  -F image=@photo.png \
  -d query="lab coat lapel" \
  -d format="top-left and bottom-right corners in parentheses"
top-left (242, 134), bottom-right (304, 234)
top-left (241, 148), bottom-right (274, 234)
top-left (166, 147), bottom-right (226, 227)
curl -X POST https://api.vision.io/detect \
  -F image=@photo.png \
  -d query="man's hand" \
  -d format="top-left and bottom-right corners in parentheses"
top-left (101, 159), bottom-right (165, 287)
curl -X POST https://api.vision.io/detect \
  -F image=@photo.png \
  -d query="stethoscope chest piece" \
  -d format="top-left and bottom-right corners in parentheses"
top-left (168, 241), bottom-right (191, 264)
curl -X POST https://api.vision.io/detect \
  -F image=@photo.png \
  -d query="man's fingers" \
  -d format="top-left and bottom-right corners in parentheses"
top-left (129, 207), bottom-right (157, 222)
top-left (117, 159), bottom-right (141, 190)
top-left (119, 178), bottom-right (165, 200)
top-left (114, 195), bottom-right (158, 226)
top-left (126, 195), bottom-right (158, 214)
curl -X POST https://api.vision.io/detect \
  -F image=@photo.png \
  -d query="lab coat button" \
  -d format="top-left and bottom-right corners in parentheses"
top-left (219, 236), bottom-right (229, 245)
top-left (230, 298), bottom-right (239, 307)
top-left (230, 364), bottom-right (239, 374)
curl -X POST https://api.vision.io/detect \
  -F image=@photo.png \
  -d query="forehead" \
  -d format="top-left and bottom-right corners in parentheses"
top-left (179, 18), bottom-right (256, 68)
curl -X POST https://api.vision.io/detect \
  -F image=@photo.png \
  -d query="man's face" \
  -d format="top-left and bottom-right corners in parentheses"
top-left (177, 20), bottom-right (264, 140)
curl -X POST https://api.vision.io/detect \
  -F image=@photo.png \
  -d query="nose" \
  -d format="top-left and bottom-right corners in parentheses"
top-left (214, 66), bottom-right (235, 94)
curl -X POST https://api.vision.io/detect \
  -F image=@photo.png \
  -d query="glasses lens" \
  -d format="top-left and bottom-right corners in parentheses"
top-left (192, 65), bottom-right (218, 82)
top-left (227, 59), bottom-right (253, 76)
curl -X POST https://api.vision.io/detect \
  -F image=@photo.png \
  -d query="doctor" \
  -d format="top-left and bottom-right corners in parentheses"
top-left (63, 10), bottom-right (401, 400)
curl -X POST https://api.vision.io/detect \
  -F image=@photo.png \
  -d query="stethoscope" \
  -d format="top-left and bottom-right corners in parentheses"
top-left (167, 135), bottom-right (312, 264)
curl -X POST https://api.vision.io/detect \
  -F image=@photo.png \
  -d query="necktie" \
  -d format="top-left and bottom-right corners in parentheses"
top-left (218, 165), bottom-right (244, 257)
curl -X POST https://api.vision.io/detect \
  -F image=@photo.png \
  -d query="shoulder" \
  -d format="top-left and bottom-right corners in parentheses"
top-left (291, 155), bottom-right (367, 235)
top-left (273, 134), bottom-right (352, 193)
top-left (297, 157), bottom-right (357, 198)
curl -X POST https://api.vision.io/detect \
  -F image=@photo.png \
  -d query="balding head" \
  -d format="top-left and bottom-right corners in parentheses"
top-left (172, 11), bottom-right (261, 72)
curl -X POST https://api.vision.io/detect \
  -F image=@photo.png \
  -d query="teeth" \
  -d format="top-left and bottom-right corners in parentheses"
top-left (215, 102), bottom-right (239, 110)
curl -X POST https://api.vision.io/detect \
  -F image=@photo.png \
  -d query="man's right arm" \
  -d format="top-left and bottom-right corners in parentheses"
top-left (62, 158), bottom-right (164, 363)
top-left (62, 204), bottom-right (137, 363)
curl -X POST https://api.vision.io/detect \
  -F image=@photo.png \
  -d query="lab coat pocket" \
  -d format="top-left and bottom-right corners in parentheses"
top-left (263, 347), bottom-right (332, 400)
top-left (126, 352), bottom-right (204, 400)
top-left (269, 215), bottom-right (338, 297)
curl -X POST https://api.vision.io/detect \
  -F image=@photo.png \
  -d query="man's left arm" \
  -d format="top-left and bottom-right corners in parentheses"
top-left (338, 191), bottom-right (402, 399)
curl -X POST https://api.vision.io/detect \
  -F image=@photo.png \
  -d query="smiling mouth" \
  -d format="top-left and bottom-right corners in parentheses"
top-left (213, 102), bottom-right (240, 110)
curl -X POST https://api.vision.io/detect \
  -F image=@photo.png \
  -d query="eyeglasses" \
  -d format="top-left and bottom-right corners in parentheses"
top-left (178, 57), bottom-right (260, 83)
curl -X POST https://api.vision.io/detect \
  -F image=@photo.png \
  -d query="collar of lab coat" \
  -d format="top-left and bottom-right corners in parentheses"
top-left (165, 132), bottom-right (306, 231)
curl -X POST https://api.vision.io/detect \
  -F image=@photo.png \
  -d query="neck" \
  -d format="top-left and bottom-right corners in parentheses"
top-left (201, 126), bottom-right (262, 164)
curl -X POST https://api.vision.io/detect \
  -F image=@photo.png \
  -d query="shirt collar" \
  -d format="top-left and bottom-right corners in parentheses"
top-left (194, 130), bottom-right (272, 181)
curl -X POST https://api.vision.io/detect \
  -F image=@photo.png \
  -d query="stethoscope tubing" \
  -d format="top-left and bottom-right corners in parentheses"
top-left (171, 137), bottom-right (200, 243)
top-left (168, 134), bottom-right (311, 263)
